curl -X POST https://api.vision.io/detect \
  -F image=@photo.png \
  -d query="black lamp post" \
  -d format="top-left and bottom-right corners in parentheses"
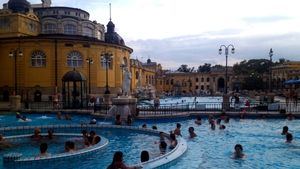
top-left (86, 57), bottom-right (94, 94)
top-left (219, 44), bottom-right (235, 94)
top-left (101, 52), bottom-right (113, 94)
top-left (9, 49), bottom-right (23, 95)
top-left (269, 48), bottom-right (273, 92)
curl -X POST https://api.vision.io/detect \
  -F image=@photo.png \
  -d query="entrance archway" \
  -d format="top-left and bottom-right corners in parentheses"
top-left (217, 77), bottom-right (225, 92)
top-left (62, 69), bottom-right (87, 108)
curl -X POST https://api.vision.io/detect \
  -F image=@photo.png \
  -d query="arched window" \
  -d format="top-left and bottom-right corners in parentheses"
top-left (64, 24), bottom-right (77, 35)
top-left (67, 51), bottom-right (83, 67)
top-left (82, 26), bottom-right (93, 37)
top-left (31, 50), bottom-right (46, 67)
top-left (43, 23), bottom-right (57, 33)
top-left (100, 56), bottom-right (113, 69)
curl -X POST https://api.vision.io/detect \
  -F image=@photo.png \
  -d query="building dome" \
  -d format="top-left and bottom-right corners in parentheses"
top-left (7, 0), bottom-right (31, 13)
top-left (105, 20), bottom-right (125, 46)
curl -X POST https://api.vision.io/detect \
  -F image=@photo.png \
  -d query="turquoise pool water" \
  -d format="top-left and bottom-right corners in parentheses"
top-left (1, 114), bottom-right (300, 169)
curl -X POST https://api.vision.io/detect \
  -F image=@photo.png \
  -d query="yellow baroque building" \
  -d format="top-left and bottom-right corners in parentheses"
top-left (0, 0), bottom-right (132, 106)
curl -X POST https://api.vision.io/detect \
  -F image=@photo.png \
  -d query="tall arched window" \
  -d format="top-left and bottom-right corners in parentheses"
top-left (64, 24), bottom-right (77, 35)
top-left (67, 51), bottom-right (83, 67)
top-left (43, 23), bottom-right (57, 33)
top-left (100, 56), bottom-right (113, 69)
top-left (31, 50), bottom-right (46, 67)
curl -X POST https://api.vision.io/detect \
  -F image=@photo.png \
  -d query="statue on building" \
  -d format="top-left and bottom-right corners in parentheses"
top-left (122, 67), bottom-right (131, 96)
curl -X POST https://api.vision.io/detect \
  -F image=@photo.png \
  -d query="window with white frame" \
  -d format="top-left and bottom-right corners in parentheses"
top-left (31, 50), bottom-right (46, 67)
top-left (100, 56), bottom-right (113, 69)
top-left (43, 23), bottom-right (57, 33)
top-left (64, 24), bottom-right (77, 35)
top-left (67, 51), bottom-right (83, 67)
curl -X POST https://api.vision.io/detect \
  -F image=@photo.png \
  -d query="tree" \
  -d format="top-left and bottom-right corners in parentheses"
top-left (197, 63), bottom-right (211, 72)
top-left (177, 64), bottom-right (192, 72)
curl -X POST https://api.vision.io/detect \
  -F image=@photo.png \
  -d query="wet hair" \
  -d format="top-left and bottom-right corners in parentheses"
top-left (112, 151), bottom-right (123, 163)
top-left (140, 150), bottom-right (150, 162)
top-left (176, 123), bottom-right (181, 128)
top-left (142, 124), bottom-right (147, 128)
top-left (170, 133), bottom-right (176, 140)
top-left (220, 125), bottom-right (226, 130)
top-left (40, 143), bottom-right (48, 153)
top-left (188, 127), bottom-right (194, 132)
top-left (82, 130), bottom-right (88, 135)
top-left (160, 141), bottom-right (167, 149)
top-left (234, 144), bottom-right (243, 151)
top-left (90, 131), bottom-right (96, 136)
top-left (282, 126), bottom-right (289, 134)
top-left (152, 125), bottom-right (158, 130)
top-left (65, 141), bottom-right (75, 150)
top-left (286, 133), bottom-right (293, 142)
top-left (94, 136), bottom-right (101, 144)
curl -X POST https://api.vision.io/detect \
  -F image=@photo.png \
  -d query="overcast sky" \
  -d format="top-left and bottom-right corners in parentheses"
top-left (2, 0), bottom-right (300, 69)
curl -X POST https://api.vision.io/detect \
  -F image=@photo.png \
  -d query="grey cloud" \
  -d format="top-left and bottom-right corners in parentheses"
top-left (127, 32), bottom-right (300, 69)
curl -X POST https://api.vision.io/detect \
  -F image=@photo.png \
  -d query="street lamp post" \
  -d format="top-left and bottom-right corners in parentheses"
top-left (86, 57), bottom-right (94, 94)
top-left (269, 48), bottom-right (273, 92)
top-left (219, 44), bottom-right (235, 94)
top-left (9, 49), bottom-right (23, 95)
top-left (101, 52), bottom-right (113, 94)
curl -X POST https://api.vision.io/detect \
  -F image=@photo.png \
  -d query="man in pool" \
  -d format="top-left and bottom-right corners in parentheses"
top-left (31, 128), bottom-right (42, 141)
top-left (195, 116), bottom-right (202, 125)
top-left (281, 126), bottom-right (289, 135)
top-left (159, 141), bottom-right (167, 154)
top-left (188, 127), bottom-right (197, 138)
top-left (38, 143), bottom-right (50, 157)
top-left (65, 141), bottom-right (76, 153)
top-left (174, 123), bottom-right (182, 136)
top-left (286, 133), bottom-right (293, 143)
top-left (233, 144), bottom-right (245, 159)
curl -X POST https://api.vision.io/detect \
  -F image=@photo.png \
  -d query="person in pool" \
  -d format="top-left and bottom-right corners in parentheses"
top-left (174, 123), bottom-right (182, 136)
top-left (115, 114), bottom-right (122, 125)
top-left (47, 129), bottom-right (54, 140)
top-left (233, 144), bottom-right (245, 159)
top-left (188, 127), bottom-right (197, 138)
top-left (65, 141), bottom-right (76, 153)
top-left (169, 133), bottom-right (178, 149)
top-left (0, 134), bottom-right (12, 149)
top-left (159, 141), bottom-right (167, 154)
top-left (140, 150), bottom-right (149, 163)
top-left (38, 143), bottom-right (50, 157)
top-left (219, 125), bottom-right (226, 130)
top-left (92, 136), bottom-right (101, 145)
top-left (281, 126), bottom-right (289, 135)
top-left (107, 151), bottom-right (140, 169)
top-left (286, 133), bottom-right (293, 143)
top-left (195, 116), bottom-right (202, 125)
top-left (31, 128), bottom-right (42, 141)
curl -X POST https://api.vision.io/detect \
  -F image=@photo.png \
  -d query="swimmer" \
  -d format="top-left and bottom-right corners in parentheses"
top-left (219, 125), bottom-right (226, 130)
top-left (281, 126), bottom-right (289, 135)
top-left (65, 141), bottom-right (75, 153)
top-left (169, 133), bottom-right (178, 149)
top-left (211, 122), bottom-right (216, 130)
top-left (233, 144), bottom-right (245, 159)
top-left (47, 129), bottom-right (54, 140)
top-left (159, 141), bottom-right (167, 154)
top-left (152, 125), bottom-right (158, 130)
top-left (92, 136), bottom-right (101, 145)
top-left (286, 133), bottom-right (293, 143)
top-left (188, 127), bottom-right (197, 138)
top-left (195, 116), bottom-right (202, 125)
top-left (174, 123), bottom-right (182, 136)
top-left (31, 128), bottom-right (42, 141)
top-left (115, 114), bottom-right (122, 125)
top-left (142, 124), bottom-right (147, 128)
top-left (216, 118), bottom-right (221, 125)
top-left (38, 143), bottom-right (50, 157)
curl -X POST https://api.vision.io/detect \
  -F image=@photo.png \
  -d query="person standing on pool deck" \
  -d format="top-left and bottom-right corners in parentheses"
top-left (174, 123), bottom-right (182, 136)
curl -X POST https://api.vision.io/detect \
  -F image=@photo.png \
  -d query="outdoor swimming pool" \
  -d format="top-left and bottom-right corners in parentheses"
top-left (1, 113), bottom-right (300, 169)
